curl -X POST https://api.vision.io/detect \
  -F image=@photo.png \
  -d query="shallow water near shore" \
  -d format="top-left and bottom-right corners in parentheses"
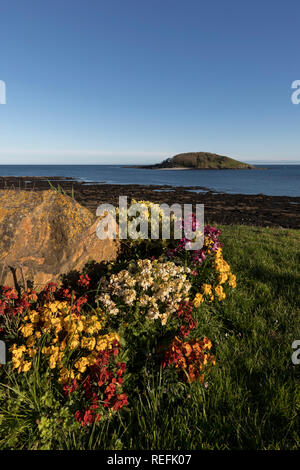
top-left (0, 164), bottom-right (299, 197)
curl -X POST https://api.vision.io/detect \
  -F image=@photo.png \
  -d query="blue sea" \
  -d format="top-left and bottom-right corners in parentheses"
top-left (0, 164), bottom-right (299, 197)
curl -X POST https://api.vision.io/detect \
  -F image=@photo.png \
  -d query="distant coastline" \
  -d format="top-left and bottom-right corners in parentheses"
top-left (124, 165), bottom-right (264, 170)
top-left (0, 176), bottom-right (298, 229)
top-left (0, 164), bottom-right (298, 197)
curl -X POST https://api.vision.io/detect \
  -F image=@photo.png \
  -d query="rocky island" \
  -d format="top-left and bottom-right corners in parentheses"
top-left (128, 152), bottom-right (256, 170)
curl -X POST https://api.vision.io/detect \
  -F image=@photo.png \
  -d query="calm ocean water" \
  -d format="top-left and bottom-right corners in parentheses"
top-left (0, 164), bottom-right (299, 197)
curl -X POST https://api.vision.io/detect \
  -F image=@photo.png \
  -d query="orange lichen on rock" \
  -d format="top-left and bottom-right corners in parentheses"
top-left (0, 190), bottom-right (119, 288)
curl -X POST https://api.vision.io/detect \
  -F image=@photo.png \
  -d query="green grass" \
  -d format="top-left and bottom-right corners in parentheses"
top-left (118, 225), bottom-right (300, 450)
top-left (0, 225), bottom-right (299, 449)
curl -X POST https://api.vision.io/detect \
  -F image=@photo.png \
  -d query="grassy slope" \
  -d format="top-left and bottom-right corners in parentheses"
top-left (121, 225), bottom-right (300, 450)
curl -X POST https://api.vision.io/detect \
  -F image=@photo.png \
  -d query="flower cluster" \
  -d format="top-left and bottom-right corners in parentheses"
top-left (193, 292), bottom-right (204, 308)
top-left (191, 246), bottom-right (237, 306)
top-left (0, 206), bottom-right (238, 436)
top-left (71, 343), bottom-right (127, 427)
top-left (116, 198), bottom-right (179, 242)
top-left (10, 300), bottom-right (119, 384)
top-left (99, 259), bottom-right (191, 325)
top-left (214, 247), bottom-right (237, 289)
top-left (162, 336), bottom-right (216, 383)
top-left (176, 301), bottom-right (197, 338)
top-left (7, 284), bottom-right (128, 426)
top-left (168, 220), bottom-right (222, 266)
top-left (0, 286), bottom-right (37, 320)
top-left (78, 274), bottom-right (91, 288)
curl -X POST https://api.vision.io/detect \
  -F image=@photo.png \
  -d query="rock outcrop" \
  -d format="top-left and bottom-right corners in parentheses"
top-left (170, 152), bottom-right (255, 169)
top-left (130, 152), bottom-right (255, 170)
top-left (0, 190), bottom-right (119, 289)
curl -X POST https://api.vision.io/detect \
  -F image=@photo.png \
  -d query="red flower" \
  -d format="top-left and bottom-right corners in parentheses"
top-left (63, 379), bottom-right (78, 396)
top-left (161, 336), bottom-right (215, 383)
top-left (112, 393), bottom-right (128, 411)
top-left (78, 274), bottom-right (91, 288)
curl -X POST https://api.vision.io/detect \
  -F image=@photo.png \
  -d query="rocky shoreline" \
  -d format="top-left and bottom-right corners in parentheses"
top-left (0, 175), bottom-right (299, 229)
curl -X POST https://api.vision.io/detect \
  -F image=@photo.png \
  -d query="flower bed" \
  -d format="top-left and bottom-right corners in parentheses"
top-left (0, 201), bottom-right (236, 448)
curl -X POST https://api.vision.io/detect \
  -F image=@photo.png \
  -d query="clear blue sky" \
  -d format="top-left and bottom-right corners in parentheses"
top-left (0, 0), bottom-right (300, 164)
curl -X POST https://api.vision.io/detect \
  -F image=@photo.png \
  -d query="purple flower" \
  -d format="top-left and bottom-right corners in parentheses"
top-left (167, 217), bottom-right (222, 266)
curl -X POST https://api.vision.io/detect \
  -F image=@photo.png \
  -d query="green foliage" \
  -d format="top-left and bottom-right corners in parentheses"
top-left (47, 180), bottom-right (75, 199)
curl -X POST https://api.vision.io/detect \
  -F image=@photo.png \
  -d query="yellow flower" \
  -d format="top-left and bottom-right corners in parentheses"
top-left (12, 358), bottom-right (21, 370)
top-left (21, 361), bottom-right (32, 372)
top-left (210, 356), bottom-right (216, 366)
top-left (27, 348), bottom-right (36, 358)
top-left (96, 332), bottom-right (119, 351)
top-left (218, 273), bottom-right (228, 284)
top-left (202, 284), bottom-right (212, 296)
top-left (49, 355), bottom-right (57, 369)
top-left (85, 316), bottom-right (102, 334)
top-left (28, 311), bottom-right (40, 323)
top-left (26, 336), bottom-right (35, 348)
top-left (215, 285), bottom-right (226, 301)
top-left (228, 273), bottom-right (237, 288)
top-left (58, 367), bottom-right (75, 384)
top-left (19, 323), bottom-right (34, 338)
top-left (10, 345), bottom-right (26, 359)
top-left (87, 352), bottom-right (98, 366)
top-left (76, 320), bottom-right (84, 332)
top-left (74, 357), bottom-right (89, 373)
top-left (183, 343), bottom-right (192, 357)
top-left (193, 293), bottom-right (204, 307)
top-left (49, 303), bottom-right (58, 313)
top-left (200, 337), bottom-right (212, 350)
top-left (41, 346), bottom-right (51, 355)
top-left (69, 335), bottom-right (80, 350)
top-left (59, 340), bottom-right (67, 351)
top-left (81, 336), bottom-right (96, 351)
